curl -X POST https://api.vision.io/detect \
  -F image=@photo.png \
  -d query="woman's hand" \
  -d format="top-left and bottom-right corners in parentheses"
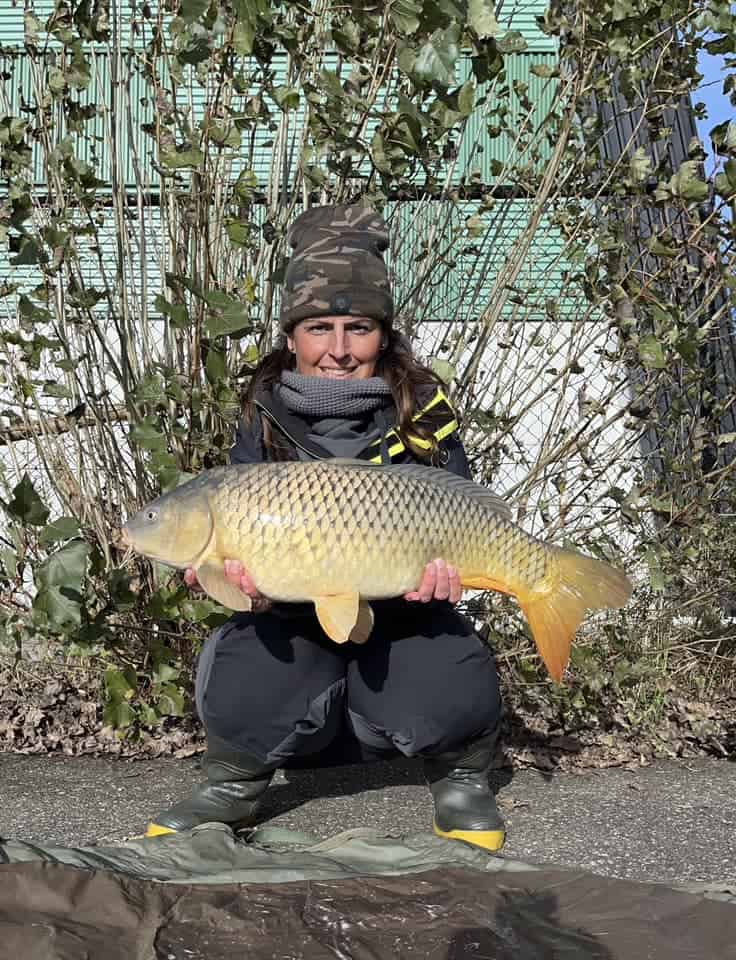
top-left (404, 559), bottom-right (463, 605)
top-left (184, 560), bottom-right (272, 613)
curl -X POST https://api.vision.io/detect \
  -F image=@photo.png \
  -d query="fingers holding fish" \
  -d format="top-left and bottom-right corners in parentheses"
top-left (446, 565), bottom-right (462, 603)
top-left (223, 558), bottom-right (272, 613)
top-left (183, 567), bottom-right (200, 590)
top-left (404, 559), bottom-right (462, 604)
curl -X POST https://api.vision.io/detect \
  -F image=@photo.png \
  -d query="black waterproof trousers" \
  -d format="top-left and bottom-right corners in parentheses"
top-left (195, 600), bottom-right (502, 766)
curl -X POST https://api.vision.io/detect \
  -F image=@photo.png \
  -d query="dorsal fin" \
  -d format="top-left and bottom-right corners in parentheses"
top-left (325, 458), bottom-right (512, 520)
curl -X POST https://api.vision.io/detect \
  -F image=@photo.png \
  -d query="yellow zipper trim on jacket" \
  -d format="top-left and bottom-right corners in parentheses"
top-left (366, 388), bottom-right (458, 463)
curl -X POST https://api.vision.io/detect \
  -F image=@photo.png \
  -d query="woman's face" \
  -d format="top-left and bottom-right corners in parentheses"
top-left (287, 315), bottom-right (384, 380)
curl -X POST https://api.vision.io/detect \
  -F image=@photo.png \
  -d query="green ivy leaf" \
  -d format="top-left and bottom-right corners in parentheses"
top-left (205, 343), bottom-right (227, 383)
top-left (179, 0), bottom-right (210, 24)
top-left (648, 237), bottom-right (679, 258)
top-left (709, 120), bottom-right (736, 155)
top-left (465, 214), bottom-right (485, 237)
top-left (154, 294), bottom-right (189, 329)
top-left (35, 539), bottom-right (90, 592)
top-left (1, 548), bottom-right (18, 579)
top-left (24, 10), bottom-right (41, 44)
top-left (272, 86), bottom-right (300, 111)
top-left (468, 0), bottom-right (498, 37)
top-left (161, 146), bottom-right (204, 169)
top-left (209, 124), bottom-right (241, 149)
top-left (497, 31), bottom-right (527, 53)
top-left (628, 146), bottom-right (652, 184)
top-left (332, 16), bottom-right (360, 51)
top-left (234, 18), bottom-right (255, 55)
top-left (225, 220), bottom-right (254, 247)
top-left (135, 373), bottom-right (166, 406)
top-left (32, 539), bottom-right (89, 629)
top-left (4, 473), bottom-right (50, 526)
top-left (156, 683), bottom-right (186, 717)
top-left (18, 294), bottom-right (52, 326)
top-left (668, 161), bottom-right (709, 202)
top-left (43, 382), bottom-right (72, 399)
top-left (33, 585), bottom-right (83, 629)
top-left (151, 453), bottom-right (181, 492)
top-left (674, 328), bottom-right (699, 367)
top-left (413, 25), bottom-right (460, 88)
top-left (39, 517), bottom-right (82, 544)
top-left (130, 419), bottom-right (167, 453)
top-left (390, 0), bottom-right (422, 34)
top-left (714, 159), bottom-right (736, 200)
top-left (638, 335), bottom-right (666, 370)
top-left (9, 237), bottom-right (48, 267)
top-left (103, 666), bottom-right (137, 729)
top-left (105, 665), bottom-right (137, 699)
top-left (458, 79), bottom-right (475, 116)
top-left (233, 168), bottom-right (259, 203)
top-left (529, 63), bottom-right (558, 78)
top-left (103, 699), bottom-right (134, 729)
top-left (204, 290), bottom-right (251, 336)
top-left (48, 67), bottom-right (67, 95)
top-left (153, 662), bottom-right (180, 684)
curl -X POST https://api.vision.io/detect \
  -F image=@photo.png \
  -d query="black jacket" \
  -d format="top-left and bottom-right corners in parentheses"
top-left (230, 384), bottom-right (472, 480)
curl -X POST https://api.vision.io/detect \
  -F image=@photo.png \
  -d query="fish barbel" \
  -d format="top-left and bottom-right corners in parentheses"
top-left (121, 459), bottom-right (632, 681)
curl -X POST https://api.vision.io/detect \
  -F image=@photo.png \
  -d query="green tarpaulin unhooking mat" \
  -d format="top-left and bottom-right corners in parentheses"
top-left (1, 824), bottom-right (735, 959)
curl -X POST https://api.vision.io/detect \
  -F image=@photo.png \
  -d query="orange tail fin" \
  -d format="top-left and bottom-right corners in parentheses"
top-left (516, 549), bottom-right (632, 682)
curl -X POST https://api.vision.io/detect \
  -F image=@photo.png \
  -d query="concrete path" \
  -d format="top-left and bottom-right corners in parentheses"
top-left (1, 753), bottom-right (734, 884)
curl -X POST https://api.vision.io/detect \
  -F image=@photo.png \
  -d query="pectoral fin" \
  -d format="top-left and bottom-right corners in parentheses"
top-left (349, 598), bottom-right (374, 645)
top-left (314, 593), bottom-right (373, 644)
top-left (196, 561), bottom-right (253, 612)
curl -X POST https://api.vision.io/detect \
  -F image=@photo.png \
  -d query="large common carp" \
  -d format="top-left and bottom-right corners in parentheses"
top-left (121, 459), bottom-right (632, 681)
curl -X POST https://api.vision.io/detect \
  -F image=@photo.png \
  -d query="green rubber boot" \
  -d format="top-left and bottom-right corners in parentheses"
top-left (423, 731), bottom-right (506, 852)
top-left (146, 735), bottom-right (276, 837)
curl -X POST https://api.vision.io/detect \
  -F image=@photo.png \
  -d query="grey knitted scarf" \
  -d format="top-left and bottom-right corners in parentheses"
top-left (275, 372), bottom-right (393, 460)
top-left (277, 371), bottom-right (392, 416)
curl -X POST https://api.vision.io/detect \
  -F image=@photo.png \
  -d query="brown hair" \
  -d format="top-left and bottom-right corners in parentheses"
top-left (242, 329), bottom-right (447, 462)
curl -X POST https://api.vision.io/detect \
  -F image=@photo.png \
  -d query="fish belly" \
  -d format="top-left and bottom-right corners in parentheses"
top-left (233, 513), bottom-right (432, 601)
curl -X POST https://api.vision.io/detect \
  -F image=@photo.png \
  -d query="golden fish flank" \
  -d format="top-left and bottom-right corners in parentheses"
top-left (121, 460), bottom-right (633, 682)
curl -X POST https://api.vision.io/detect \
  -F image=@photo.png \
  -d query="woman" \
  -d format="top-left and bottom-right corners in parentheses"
top-left (146, 204), bottom-right (506, 852)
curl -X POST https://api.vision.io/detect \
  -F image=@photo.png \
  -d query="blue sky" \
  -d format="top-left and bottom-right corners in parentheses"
top-left (694, 47), bottom-right (734, 175)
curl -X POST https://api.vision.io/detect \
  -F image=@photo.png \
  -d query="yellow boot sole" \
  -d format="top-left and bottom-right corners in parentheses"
top-left (145, 822), bottom-right (178, 838)
top-left (433, 820), bottom-right (506, 852)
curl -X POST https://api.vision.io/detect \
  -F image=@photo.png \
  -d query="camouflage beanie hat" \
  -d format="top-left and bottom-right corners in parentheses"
top-left (279, 203), bottom-right (394, 333)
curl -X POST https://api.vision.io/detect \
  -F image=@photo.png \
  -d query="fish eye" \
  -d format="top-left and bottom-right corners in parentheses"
top-left (146, 509), bottom-right (157, 522)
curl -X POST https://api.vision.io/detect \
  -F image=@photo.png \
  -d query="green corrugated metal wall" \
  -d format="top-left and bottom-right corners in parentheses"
top-left (0, 2), bottom-right (553, 50)
top-left (388, 198), bottom-right (579, 327)
top-left (1, 2), bottom-right (577, 325)
top-left (0, 53), bottom-right (560, 191)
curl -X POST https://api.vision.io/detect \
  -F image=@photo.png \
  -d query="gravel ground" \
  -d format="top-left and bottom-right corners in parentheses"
top-left (2, 753), bottom-right (735, 884)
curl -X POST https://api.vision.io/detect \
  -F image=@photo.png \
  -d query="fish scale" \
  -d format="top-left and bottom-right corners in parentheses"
top-left (122, 459), bottom-right (632, 681)
top-left (224, 463), bottom-right (522, 599)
